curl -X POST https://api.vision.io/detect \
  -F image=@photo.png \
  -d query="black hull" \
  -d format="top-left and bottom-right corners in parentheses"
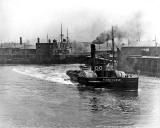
top-left (78, 77), bottom-right (138, 91)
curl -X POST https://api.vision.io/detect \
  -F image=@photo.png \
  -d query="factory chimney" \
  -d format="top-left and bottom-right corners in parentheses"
top-left (37, 37), bottom-right (40, 43)
top-left (20, 37), bottom-right (22, 45)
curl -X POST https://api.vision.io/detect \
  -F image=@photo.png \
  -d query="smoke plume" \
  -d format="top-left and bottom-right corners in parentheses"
top-left (92, 12), bottom-right (145, 47)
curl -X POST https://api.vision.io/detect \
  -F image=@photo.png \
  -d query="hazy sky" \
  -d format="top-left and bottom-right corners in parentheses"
top-left (1, 0), bottom-right (160, 43)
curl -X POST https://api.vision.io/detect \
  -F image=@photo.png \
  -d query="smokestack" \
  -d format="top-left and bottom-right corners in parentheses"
top-left (37, 37), bottom-right (40, 43)
top-left (91, 44), bottom-right (96, 70)
top-left (20, 37), bottom-right (22, 45)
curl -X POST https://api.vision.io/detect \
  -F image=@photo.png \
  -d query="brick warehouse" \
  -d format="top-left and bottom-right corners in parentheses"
top-left (118, 46), bottom-right (160, 76)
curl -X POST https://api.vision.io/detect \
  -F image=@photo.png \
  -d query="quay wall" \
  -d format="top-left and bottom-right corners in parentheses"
top-left (118, 46), bottom-right (160, 77)
top-left (0, 47), bottom-right (89, 64)
top-left (0, 48), bottom-right (36, 64)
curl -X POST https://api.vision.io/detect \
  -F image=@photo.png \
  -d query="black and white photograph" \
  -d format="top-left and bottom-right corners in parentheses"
top-left (0, 0), bottom-right (160, 127)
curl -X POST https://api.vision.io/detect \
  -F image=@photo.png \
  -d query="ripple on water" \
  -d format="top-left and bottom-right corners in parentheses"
top-left (0, 65), bottom-right (159, 128)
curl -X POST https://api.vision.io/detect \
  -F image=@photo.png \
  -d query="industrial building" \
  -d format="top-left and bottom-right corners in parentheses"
top-left (0, 37), bottom-right (89, 64)
top-left (118, 46), bottom-right (160, 76)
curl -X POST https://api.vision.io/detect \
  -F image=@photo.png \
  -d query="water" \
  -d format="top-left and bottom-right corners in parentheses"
top-left (0, 64), bottom-right (159, 128)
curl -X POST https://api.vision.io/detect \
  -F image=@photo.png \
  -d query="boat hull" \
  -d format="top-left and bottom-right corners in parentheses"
top-left (77, 77), bottom-right (138, 91)
top-left (66, 70), bottom-right (138, 91)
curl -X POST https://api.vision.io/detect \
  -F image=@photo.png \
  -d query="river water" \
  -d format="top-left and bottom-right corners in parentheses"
top-left (0, 64), bottom-right (159, 128)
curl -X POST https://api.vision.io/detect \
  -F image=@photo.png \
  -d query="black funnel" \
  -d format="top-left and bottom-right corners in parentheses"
top-left (91, 44), bottom-right (95, 70)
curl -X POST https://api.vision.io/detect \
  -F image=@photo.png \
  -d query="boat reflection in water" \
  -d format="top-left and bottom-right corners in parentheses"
top-left (75, 84), bottom-right (141, 127)
top-left (77, 85), bottom-right (138, 113)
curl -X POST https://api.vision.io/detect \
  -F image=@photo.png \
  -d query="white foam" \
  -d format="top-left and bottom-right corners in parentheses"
top-left (13, 66), bottom-right (73, 85)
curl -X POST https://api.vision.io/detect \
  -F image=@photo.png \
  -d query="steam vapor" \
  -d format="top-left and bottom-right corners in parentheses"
top-left (92, 12), bottom-right (144, 47)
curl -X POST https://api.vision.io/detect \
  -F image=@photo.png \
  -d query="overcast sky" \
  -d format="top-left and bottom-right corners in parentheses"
top-left (0, 0), bottom-right (160, 43)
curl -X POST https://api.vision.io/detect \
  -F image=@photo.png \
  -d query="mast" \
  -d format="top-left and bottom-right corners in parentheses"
top-left (154, 36), bottom-right (158, 47)
top-left (47, 34), bottom-right (49, 43)
top-left (66, 28), bottom-right (69, 44)
top-left (153, 36), bottom-right (158, 56)
top-left (66, 28), bottom-right (72, 51)
top-left (60, 23), bottom-right (63, 44)
top-left (111, 26), bottom-right (115, 69)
